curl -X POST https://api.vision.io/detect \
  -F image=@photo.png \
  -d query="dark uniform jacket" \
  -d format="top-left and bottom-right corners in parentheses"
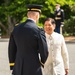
top-left (54, 9), bottom-right (64, 33)
top-left (54, 9), bottom-right (64, 25)
top-left (8, 19), bottom-right (48, 75)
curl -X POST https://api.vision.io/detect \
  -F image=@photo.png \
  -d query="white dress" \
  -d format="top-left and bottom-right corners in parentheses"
top-left (42, 32), bottom-right (69, 75)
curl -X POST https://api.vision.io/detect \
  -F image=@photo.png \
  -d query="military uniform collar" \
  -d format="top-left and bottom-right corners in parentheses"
top-left (27, 18), bottom-right (36, 23)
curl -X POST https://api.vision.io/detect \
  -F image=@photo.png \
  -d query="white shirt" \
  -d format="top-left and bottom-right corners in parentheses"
top-left (42, 32), bottom-right (69, 75)
top-left (45, 32), bottom-right (69, 69)
top-left (56, 8), bottom-right (60, 11)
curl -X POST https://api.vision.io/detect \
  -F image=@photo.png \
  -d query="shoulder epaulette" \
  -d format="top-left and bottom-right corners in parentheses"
top-left (15, 22), bottom-right (25, 27)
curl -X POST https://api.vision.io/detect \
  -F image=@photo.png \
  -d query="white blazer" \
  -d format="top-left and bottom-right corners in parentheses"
top-left (42, 32), bottom-right (69, 75)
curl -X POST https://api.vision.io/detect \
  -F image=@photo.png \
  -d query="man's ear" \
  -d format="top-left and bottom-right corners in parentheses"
top-left (36, 13), bottom-right (39, 19)
top-left (35, 14), bottom-right (37, 20)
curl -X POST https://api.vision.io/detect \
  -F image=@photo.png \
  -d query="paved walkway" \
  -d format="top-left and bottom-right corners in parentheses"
top-left (64, 36), bottom-right (75, 42)
top-left (1, 37), bottom-right (75, 42)
top-left (0, 41), bottom-right (11, 75)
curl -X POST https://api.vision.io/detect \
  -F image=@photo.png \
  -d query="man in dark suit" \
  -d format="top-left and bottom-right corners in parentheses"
top-left (54, 4), bottom-right (64, 34)
top-left (8, 4), bottom-right (48, 75)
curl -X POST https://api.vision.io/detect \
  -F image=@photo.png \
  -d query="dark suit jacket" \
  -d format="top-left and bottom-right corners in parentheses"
top-left (8, 19), bottom-right (48, 75)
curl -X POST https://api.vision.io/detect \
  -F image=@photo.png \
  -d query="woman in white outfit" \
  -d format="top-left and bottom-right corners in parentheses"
top-left (42, 18), bottom-right (69, 75)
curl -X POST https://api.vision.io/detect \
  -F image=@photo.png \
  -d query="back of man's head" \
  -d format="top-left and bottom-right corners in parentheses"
top-left (26, 4), bottom-right (43, 23)
top-left (27, 11), bottom-right (40, 23)
top-left (27, 11), bottom-right (39, 17)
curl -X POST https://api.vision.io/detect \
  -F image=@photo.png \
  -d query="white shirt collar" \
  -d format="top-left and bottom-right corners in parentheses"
top-left (45, 32), bottom-right (56, 39)
top-left (56, 8), bottom-right (60, 11)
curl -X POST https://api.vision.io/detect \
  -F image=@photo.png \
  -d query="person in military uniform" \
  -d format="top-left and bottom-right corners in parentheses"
top-left (8, 4), bottom-right (48, 75)
top-left (54, 4), bottom-right (64, 34)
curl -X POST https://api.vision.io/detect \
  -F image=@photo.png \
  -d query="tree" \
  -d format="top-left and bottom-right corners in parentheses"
top-left (0, 0), bottom-right (75, 37)
top-left (0, 0), bottom-right (26, 36)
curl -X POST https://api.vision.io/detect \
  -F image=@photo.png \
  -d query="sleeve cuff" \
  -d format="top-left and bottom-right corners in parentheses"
top-left (10, 63), bottom-right (15, 70)
top-left (10, 66), bottom-right (14, 70)
top-left (40, 61), bottom-right (44, 68)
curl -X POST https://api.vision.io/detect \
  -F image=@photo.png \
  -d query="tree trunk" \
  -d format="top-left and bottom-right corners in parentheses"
top-left (0, 21), bottom-right (8, 35)
top-left (7, 15), bottom-right (14, 35)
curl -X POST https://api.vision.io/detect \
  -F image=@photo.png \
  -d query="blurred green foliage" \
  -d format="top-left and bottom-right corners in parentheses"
top-left (64, 16), bottom-right (75, 36)
top-left (0, 0), bottom-right (75, 36)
